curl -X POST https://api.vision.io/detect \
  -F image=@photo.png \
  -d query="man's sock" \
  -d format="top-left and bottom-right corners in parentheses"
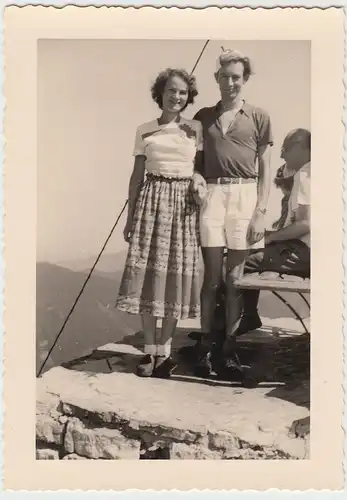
top-left (144, 344), bottom-right (156, 356)
top-left (156, 343), bottom-right (171, 358)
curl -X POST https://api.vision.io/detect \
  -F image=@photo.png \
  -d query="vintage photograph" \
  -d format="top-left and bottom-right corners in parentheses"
top-left (36, 38), bottom-right (312, 460)
top-left (3, 4), bottom-right (344, 491)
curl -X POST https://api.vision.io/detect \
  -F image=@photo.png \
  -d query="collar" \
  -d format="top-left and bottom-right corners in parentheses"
top-left (214, 100), bottom-right (251, 118)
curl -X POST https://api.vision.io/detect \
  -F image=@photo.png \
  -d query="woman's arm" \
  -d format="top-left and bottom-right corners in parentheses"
top-left (127, 155), bottom-right (146, 223)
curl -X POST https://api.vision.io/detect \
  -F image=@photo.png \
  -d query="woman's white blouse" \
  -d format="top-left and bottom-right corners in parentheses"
top-left (133, 118), bottom-right (203, 178)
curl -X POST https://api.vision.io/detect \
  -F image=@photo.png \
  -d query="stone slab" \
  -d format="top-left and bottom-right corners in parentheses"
top-left (37, 366), bottom-right (309, 459)
top-left (95, 343), bottom-right (143, 356)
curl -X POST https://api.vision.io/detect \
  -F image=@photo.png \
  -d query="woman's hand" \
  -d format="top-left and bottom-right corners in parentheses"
top-left (123, 219), bottom-right (132, 243)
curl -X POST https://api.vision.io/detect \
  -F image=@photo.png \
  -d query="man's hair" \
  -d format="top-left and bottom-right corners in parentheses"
top-left (216, 49), bottom-right (253, 81)
top-left (284, 128), bottom-right (311, 151)
top-left (151, 68), bottom-right (198, 111)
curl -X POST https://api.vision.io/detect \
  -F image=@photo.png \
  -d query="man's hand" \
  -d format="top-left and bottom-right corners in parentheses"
top-left (192, 172), bottom-right (207, 205)
top-left (247, 210), bottom-right (266, 245)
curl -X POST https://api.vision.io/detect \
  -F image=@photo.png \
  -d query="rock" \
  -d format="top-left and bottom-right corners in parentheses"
top-left (64, 418), bottom-right (140, 459)
top-left (36, 390), bottom-right (65, 445)
top-left (36, 448), bottom-right (59, 460)
top-left (36, 415), bottom-right (65, 446)
top-left (62, 453), bottom-right (88, 460)
top-left (208, 431), bottom-right (238, 453)
top-left (289, 416), bottom-right (310, 438)
top-left (170, 442), bottom-right (221, 460)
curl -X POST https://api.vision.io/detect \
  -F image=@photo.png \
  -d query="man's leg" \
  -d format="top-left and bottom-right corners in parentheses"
top-left (200, 246), bottom-right (225, 339)
top-left (223, 249), bottom-right (249, 352)
top-left (196, 183), bottom-right (227, 377)
top-left (195, 246), bottom-right (225, 377)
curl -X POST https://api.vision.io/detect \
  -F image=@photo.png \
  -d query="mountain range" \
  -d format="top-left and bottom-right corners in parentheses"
top-left (36, 251), bottom-right (309, 374)
top-left (36, 251), bottom-right (141, 374)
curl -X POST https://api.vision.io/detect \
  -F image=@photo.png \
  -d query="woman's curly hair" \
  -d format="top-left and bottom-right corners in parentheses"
top-left (151, 68), bottom-right (198, 111)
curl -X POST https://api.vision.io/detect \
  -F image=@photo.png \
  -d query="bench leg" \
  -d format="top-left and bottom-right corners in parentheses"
top-left (271, 290), bottom-right (310, 335)
top-left (298, 292), bottom-right (310, 312)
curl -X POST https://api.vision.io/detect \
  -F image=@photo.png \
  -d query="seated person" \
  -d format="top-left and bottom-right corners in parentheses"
top-left (237, 128), bottom-right (311, 335)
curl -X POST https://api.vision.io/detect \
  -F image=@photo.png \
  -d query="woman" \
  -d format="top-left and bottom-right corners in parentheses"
top-left (116, 68), bottom-right (203, 379)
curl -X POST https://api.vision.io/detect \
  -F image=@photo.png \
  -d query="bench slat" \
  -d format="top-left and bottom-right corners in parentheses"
top-left (234, 273), bottom-right (310, 293)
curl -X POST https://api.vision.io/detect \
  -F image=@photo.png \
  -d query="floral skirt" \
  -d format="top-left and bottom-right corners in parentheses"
top-left (116, 173), bottom-right (201, 319)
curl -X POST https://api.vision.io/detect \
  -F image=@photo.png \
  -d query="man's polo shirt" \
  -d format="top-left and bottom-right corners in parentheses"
top-left (193, 101), bottom-right (273, 179)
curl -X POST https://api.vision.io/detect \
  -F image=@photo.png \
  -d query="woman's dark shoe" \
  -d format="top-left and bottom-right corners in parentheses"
top-left (136, 354), bottom-right (156, 377)
top-left (235, 313), bottom-right (262, 337)
top-left (152, 356), bottom-right (177, 379)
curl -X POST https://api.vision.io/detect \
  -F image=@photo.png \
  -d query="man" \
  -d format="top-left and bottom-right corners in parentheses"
top-left (237, 128), bottom-right (311, 336)
top-left (192, 48), bottom-right (273, 377)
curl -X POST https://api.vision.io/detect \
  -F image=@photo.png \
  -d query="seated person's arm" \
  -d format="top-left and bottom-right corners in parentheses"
top-left (267, 204), bottom-right (309, 242)
top-left (268, 167), bottom-right (310, 243)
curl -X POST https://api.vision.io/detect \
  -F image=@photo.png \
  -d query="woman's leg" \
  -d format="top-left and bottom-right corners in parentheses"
top-left (153, 314), bottom-right (178, 378)
top-left (137, 313), bottom-right (157, 377)
top-left (141, 313), bottom-right (158, 354)
top-left (157, 314), bottom-right (178, 357)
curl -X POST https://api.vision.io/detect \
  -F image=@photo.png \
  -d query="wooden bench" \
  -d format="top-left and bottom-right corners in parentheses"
top-left (234, 272), bottom-right (311, 335)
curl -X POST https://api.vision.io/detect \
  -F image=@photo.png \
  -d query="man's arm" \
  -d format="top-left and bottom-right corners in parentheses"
top-left (255, 145), bottom-right (272, 213)
top-left (246, 145), bottom-right (272, 245)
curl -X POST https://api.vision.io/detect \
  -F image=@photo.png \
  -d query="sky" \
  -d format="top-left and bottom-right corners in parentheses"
top-left (37, 39), bottom-right (310, 265)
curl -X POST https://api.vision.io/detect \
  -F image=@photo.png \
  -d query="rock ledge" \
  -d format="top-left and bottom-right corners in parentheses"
top-left (37, 366), bottom-right (309, 460)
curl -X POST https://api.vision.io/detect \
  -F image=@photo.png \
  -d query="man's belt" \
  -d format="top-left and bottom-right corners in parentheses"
top-left (205, 177), bottom-right (257, 185)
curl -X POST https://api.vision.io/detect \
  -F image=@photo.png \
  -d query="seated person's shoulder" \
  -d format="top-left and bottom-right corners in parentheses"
top-left (301, 162), bottom-right (311, 177)
top-left (297, 163), bottom-right (311, 187)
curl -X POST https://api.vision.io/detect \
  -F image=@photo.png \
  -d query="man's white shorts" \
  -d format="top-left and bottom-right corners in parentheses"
top-left (199, 181), bottom-right (265, 250)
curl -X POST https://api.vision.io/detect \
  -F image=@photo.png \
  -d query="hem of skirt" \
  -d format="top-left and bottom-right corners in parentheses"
top-left (115, 301), bottom-right (200, 320)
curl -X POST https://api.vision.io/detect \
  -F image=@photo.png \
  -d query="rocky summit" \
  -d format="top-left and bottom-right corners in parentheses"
top-left (37, 337), bottom-right (310, 460)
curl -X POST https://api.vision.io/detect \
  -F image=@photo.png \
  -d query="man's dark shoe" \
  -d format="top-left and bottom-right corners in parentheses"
top-left (241, 366), bottom-right (260, 388)
top-left (235, 313), bottom-right (262, 337)
top-left (217, 352), bottom-right (245, 382)
top-left (194, 349), bottom-right (213, 378)
top-left (152, 356), bottom-right (177, 379)
top-left (136, 354), bottom-right (156, 377)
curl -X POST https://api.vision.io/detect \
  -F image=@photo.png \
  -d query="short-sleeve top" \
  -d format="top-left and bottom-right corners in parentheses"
top-left (133, 118), bottom-right (203, 178)
top-left (286, 161), bottom-right (311, 247)
top-left (193, 101), bottom-right (273, 179)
